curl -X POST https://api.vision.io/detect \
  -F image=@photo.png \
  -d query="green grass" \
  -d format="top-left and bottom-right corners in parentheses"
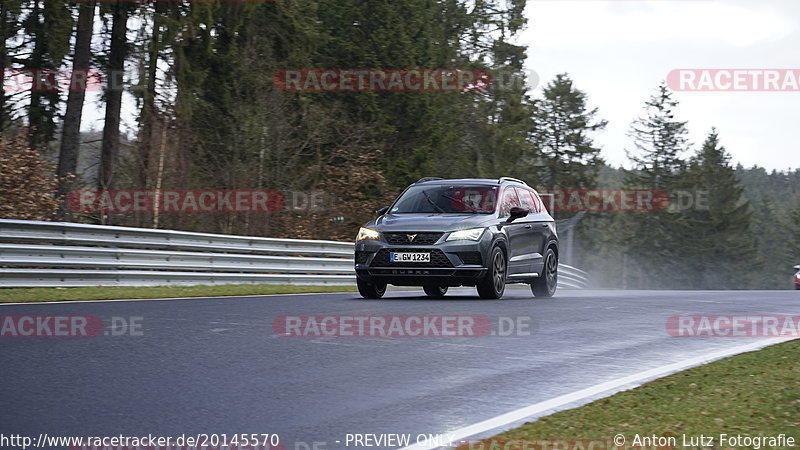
top-left (0, 284), bottom-right (356, 303)
top-left (464, 339), bottom-right (800, 449)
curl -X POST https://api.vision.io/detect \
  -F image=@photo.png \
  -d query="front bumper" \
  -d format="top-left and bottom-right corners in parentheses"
top-left (355, 231), bottom-right (492, 287)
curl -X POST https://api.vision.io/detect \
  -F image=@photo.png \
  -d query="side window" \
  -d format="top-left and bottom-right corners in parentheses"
top-left (499, 188), bottom-right (520, 216)
top-left (532, 190), bottom-right (547, 213)
top-left (515, 188), bottom-right (535, 212)
top-left (527, 189), bottom-right (542, 213)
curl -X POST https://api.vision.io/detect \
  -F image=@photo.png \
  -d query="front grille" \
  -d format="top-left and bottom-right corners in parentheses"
top-left (458, 252), bottom-right (482, 265)
top-left (370, 248), bottom-right (453, 268)
top-left (383, 232), bottom-right (443, 245)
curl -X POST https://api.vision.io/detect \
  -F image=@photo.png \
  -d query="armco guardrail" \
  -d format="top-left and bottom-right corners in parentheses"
top-left (557, 264), bottom-right (590, 289)
top-left (0, 219), bottom-right (588, 289)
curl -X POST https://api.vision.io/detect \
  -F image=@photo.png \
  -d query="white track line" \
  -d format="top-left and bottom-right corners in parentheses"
top-left (399, 338), bottom-right (795, 450)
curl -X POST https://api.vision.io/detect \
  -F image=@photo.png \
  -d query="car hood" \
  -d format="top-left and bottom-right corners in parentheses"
top-left (366, 213), bottom-right (494, 232)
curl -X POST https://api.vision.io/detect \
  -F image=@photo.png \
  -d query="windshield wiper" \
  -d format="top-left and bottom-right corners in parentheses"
top-left (421, 190), bottom-right (446, 213)
top-left (441, 194), bottom-right (480, 213)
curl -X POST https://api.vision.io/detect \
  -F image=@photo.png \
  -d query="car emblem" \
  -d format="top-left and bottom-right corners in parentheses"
top-left (407, 234), bottom-right (417, 242)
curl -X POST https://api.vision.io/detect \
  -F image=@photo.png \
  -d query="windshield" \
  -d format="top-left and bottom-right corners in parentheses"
top-left (390, 185), bottom-right (498, 214)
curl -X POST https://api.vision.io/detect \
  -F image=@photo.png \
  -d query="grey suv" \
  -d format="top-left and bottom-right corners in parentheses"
top-left (354, 177), bottom-right (559, 299)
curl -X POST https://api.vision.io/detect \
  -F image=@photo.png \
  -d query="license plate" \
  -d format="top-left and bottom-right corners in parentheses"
top-left (390, 252), bottom-right (430, 263)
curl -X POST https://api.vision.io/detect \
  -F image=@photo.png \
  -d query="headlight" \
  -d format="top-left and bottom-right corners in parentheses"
top-left (446, 227), bottom-right (485, 241)
top-left (356, 227), bottom-right (380, 241)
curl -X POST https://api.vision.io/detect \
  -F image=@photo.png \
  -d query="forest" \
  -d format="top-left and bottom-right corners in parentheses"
top-left (1, 0), bottom-right (798, 289)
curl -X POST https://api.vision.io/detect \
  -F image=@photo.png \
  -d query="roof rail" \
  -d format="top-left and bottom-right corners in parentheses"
top-left (416, 177), bottom-right (444, 183)
top-left (499, 177), bottom-right (527, 185)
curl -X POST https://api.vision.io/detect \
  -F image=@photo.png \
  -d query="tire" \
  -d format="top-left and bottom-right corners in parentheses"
top-left (423, 285), bottom-right (448, 298)
top-left (531, 247), bottom-right (558, 298)
top-left (357, 278), bottom-right (387, 299)
top-left (477, 246), bottom-right (506, 299)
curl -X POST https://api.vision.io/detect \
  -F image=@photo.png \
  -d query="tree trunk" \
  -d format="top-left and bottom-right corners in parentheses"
top-left (132, 6), bottom-right (161, 227)
top-left (55, 1), bottom-right (96, 221)
top-left (139, 8), bottom-right (160, 189)
top-left (98, 1), bottom-right (128, 194)
top-left (26, 0), bottom-right (45, 149)
top-left (0, 2), bottom-right (8, 131)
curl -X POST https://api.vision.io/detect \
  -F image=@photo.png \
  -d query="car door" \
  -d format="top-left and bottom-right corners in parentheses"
top-left (509, 187), bottom-right (541, 275)
top-left (523, 188), bottom-right (556, 268)
top-left (498, 187), bottom-right (528, 276)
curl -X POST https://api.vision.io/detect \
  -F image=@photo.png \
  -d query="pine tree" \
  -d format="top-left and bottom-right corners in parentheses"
top-left (785, 202), bottom-right (800, 269)
top-left (23, 0), bottom-right (73, 150)
top-left (680, 129), bottom-right (759, 289)
top-left (622, 83), bottom-right (690, 288)
top-left (0, 0), bottom-right (24, 132)
top-left (460, 42), bottom-right (536, 180)
top-left (750, 196), bottom-right (791, 288)
top-left (456, 0), bottom-right (536, 181)
top-left (531, 73), bottom-right (607, 190)
top-left (625, 82), bottom-right (688, 189)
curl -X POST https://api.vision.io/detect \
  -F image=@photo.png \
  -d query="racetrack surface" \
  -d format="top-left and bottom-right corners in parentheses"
top-left (1, 289), bottom-right (797, 449)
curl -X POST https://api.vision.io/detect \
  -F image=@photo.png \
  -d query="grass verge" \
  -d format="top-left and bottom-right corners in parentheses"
top-left (464, 339), bottom-right (799, 449)
top-left (0, 284), bottom-right (356, 303)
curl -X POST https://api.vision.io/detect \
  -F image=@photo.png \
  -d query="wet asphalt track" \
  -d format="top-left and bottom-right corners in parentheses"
top-left (1, 288), bottom-right (798, 449)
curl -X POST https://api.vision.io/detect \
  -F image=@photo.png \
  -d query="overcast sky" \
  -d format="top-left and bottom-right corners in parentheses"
top-left (520, 0), bottom-right (800, 171)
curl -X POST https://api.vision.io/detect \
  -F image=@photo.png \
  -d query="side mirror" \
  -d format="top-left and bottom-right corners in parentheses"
top-left (507, 206), bottom-right (529, 222)
top-left (375, 206), bottom-right (390, 215)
